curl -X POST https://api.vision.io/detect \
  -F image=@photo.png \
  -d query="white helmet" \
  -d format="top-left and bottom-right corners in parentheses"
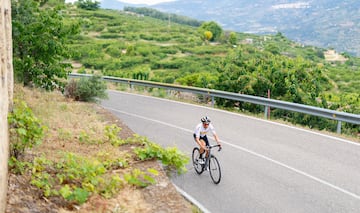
top-left (201, 116), bottom-right (211, 124)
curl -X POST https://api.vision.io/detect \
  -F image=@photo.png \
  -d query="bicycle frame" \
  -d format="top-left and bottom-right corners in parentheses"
top-left (192, 143), bottom-right (222, 184)
top-left (203, 144), bottom-right (221, 170)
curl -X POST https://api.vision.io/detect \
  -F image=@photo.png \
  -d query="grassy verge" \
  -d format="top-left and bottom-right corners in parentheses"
top-left (7, 84), bottom-right (191, 212)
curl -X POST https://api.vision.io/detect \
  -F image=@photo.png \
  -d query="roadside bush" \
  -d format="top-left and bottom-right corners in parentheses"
top-left (133, 135), bottom-right (189, 174)
top-left (8, 100), bottom-right (44, 159)
top-left (64, 75), bottom-right (108, 102)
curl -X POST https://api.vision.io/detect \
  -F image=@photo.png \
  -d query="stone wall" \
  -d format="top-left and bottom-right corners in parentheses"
top-left (0, 0), bottom-right (13, 212)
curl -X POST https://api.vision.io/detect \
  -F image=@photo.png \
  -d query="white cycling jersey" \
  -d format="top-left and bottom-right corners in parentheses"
top-left (194, 123), bottom-right (216, 138)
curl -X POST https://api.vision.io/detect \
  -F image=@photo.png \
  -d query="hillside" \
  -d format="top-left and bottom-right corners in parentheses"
top-left (64, 5), bottom-right (359, 136)
top-left (101, 0), bottom-right (360, 57)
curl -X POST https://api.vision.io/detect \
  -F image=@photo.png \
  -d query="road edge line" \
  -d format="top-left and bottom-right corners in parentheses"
top-left (173, 183), bottom-right (211, 213)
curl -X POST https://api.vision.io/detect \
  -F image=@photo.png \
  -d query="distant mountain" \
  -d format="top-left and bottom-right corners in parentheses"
top-left (100, 0), bottom-right (360, 56)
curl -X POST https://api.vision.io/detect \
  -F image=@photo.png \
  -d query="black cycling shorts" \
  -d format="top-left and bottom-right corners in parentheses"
top-left (193, 133), bottom-right (209, 146)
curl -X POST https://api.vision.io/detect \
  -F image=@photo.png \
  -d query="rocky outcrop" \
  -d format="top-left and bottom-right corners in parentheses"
top-left (0, 0), bottom-right (13, 212)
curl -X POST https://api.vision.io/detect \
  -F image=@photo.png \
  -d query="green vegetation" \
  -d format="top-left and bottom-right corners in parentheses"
top-left (8, 92), bottom-right (188, 206)
top-left (11, 0), bottom-right (80, 90)
top-left (7, 1), bottom-right (359, 209)
top-left (10, 1), bottom-right (359, 136)
top-left (198, 21), bottom-right (223, 42)
top-left (64, 75), bottom-right (108, 102)
top-left (8, 100), bottom-right (44, 159)
top-left (132, 134), bottom-right (189, 174)
top-left (124, 6), bottom-right (203, 27)
top-left (12, 128), bottom-right (187, 205)
top-left (62, 5), bottom-right (358, 136)
top-left (76, 0), bottom-right (100, 10)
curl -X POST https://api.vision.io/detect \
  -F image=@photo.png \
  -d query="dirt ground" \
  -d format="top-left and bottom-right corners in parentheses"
top-left (5, 87), bottom-right (194, 213)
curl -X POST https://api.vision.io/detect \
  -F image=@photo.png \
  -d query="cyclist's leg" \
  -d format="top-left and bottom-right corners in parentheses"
top-left (199, 139), bottom-right (206, 158)
top-left (194, 134), bottom-right (206, 158)
top-left (201, 135), bottom-right (210, 158)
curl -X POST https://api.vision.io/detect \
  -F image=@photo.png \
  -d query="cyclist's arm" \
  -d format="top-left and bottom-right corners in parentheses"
top-left (213, 133), bottom-right (221, 147)
top-left (210, 124), bottom-right (221, 147)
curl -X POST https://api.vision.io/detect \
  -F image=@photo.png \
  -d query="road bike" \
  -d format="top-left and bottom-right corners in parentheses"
top-left (192, 144), bottom-right (222, 184)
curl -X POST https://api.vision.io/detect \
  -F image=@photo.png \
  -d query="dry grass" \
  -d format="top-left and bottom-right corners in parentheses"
top-left (14, 85), bottom-right (115, 161)
top-left (6, 85), bottom-right (193, 213)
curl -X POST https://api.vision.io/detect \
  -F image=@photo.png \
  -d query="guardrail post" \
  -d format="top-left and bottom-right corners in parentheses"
top-left (211, 96), bottom-right (214, 107)
top-left (337, 121), bottom-right (342, 134)
top-left (264, 106), bottom-right (269, 119)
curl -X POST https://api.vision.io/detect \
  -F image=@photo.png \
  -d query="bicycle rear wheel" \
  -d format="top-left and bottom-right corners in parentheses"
top-left (209, 155), bottom-right (221, 184)
top-left (192, 147), bottom-right (203, 174)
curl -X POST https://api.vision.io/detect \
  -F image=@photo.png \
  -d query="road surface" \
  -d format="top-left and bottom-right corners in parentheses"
top-left (101, 90), bottom-right (360, 213)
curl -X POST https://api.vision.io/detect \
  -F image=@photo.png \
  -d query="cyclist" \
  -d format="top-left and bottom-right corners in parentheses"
top-left (193, 116), bottom-right (221, 163)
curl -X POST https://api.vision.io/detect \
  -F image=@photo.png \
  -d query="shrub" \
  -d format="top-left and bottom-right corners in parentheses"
top-left (64, 75), bottom-right (108, 102)
top-left (8, 100), bottom-right (44, 159)
top-left (97, 33), bottom-right (122, 39)
top-left (133, 135), bottom-right (189, 174)
top-left (76, 0), bottom-right (100, 11)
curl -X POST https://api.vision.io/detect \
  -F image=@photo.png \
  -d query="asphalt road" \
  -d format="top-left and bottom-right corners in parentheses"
top-left (101, 90), bottom-right (360, 213)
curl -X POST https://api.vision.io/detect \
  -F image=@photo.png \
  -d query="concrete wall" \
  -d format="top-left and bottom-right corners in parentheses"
top-left (0, 0), bottom-right (13, 212)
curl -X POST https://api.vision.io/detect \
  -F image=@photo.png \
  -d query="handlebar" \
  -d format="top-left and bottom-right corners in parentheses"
top-left (206, 144), bottom-right (222, 151)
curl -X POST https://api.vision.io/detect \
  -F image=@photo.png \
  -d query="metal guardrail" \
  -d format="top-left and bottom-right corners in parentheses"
top-left (69, 73), bottom-right (360, 134)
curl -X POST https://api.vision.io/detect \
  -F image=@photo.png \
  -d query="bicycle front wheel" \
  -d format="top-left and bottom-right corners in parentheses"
top-left (192, 147), bottom-right (203, 174)
top-left (209, 155), bottom-right (221, 184)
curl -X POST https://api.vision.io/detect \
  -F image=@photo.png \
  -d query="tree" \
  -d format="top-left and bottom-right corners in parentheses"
top-left (198, 21), bottom-right (223, 42)
top-left (229, 32), bottom-right (237, 45)
top-left (203, 31), bottom-right (213, 42)
top-left (12, 0), bottom-right (80, 90)
top-left (215, 46), bottom-right (330, 107)
top-left (76, 0), bottom-right (100, 10)
top-left (265, 43), bottom-right (280, 55)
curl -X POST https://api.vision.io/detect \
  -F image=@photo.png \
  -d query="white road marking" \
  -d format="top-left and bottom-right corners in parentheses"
top-left (104, 106), bottom-right (360, 201)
